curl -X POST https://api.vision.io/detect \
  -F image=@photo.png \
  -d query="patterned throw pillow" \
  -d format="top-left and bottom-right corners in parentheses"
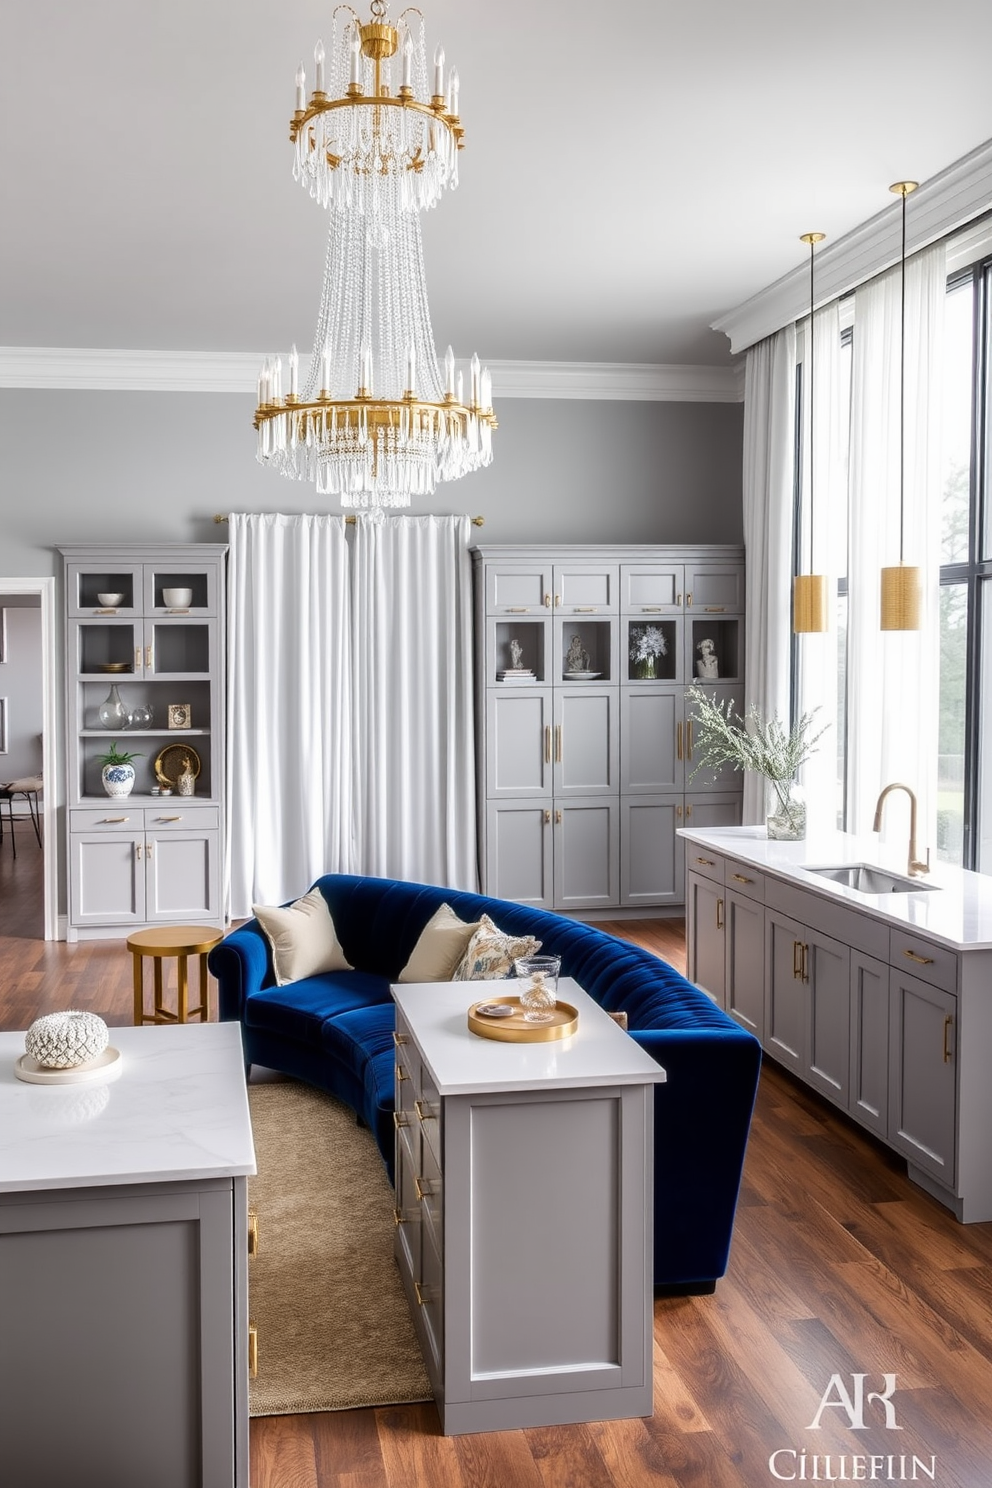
top-left (453, 914), bottom-right (541, 981)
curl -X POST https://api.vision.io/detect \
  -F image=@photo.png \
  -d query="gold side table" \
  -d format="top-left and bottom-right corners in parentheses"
top-left (127, 925), bottom-right (224, 1025)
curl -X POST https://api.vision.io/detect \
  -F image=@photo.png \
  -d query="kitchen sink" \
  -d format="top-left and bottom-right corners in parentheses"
top-left (806, 863), bottom-right (940, 894)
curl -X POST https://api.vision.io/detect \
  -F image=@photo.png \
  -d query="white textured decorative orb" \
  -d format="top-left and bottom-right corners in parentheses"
top-left (24, 1010), bottom-right (110, 1069)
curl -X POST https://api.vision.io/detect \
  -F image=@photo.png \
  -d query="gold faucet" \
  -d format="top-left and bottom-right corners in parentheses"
top-left (872, 783), bottom-right (930, 877)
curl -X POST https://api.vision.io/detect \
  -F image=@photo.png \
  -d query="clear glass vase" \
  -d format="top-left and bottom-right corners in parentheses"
top-left (635, 655), bottom-right (657, 679)
top-left (98, 683), bottom-right (130, 731)
top-left (766, 779), bottom-right (807, 840)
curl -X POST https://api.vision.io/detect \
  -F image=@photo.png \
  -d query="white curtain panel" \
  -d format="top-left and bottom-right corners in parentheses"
top-left (742, 324), bottom-right (797, 824)
top-left (226, 512), bottom-right (355, 918)
top-left (847, 244), bottom-right (945, 848)
top-left (351, 514), bottom-right (478, 889)
top-left (796, 302), bottom-right (844, 837)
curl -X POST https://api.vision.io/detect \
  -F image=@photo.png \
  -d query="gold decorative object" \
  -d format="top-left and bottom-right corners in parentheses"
top-left (880, 181), bottom-right (922, 631)
top-left (254, 0), bottom-right (495, 510)
top-left (168, 702), bottom-right (192, 729)
top-left (154, 742), bottom-right (201, 787)
top-left (467, 997), bottom-right (579, 1044)
top-left (794, 230), bottom-right (830, 634)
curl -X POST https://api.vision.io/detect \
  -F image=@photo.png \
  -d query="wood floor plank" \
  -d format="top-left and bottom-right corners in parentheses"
top-left (249, 1414), bottom-right (319, 1488)
top-left (452, 1427), bottom-right (545, 1488)
top-left (312, 1408), bottom-right (388, 1485)
top-left (584, 1416), bottom-right (680, 1488)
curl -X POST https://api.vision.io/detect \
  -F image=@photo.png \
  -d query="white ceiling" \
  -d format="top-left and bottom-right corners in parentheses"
top-left (3, 0), bottom-right (992, 369)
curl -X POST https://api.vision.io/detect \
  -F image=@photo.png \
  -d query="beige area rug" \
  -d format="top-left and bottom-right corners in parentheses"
top-left (247, 1079), bottom-right (433, 1416)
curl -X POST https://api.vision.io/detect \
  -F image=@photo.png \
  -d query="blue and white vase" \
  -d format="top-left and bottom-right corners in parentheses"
top-left (102, 762), bottom-right (136, 798)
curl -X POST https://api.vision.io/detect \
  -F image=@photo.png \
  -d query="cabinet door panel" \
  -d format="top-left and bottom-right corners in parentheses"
top-left (486, 565), bottom-right (551, 614)
top-left (888, 973), bottom-right (957, 1186)
top-left (850, 952), bottom-right (889, 1137)
top-left (764, 911), bottom-right (807, 1075)
top-left (620, 689), bottom-right (681, 792)
top-left (71, 833), bottom-right (144, 925)
top-left (487, 690), bottom-right (551, 797)
top-left (684, 564), bottom-right (744, 612)
top-left (555, 690), bottom-right (617, 795)
top-left (485, 801), bottom-right (553, 908)
top-left (685, 873), bottom-right (725, 1004)
top-left (620, 565), bottom-right (683, 612)
top-left (554, 799), bottom-right (618, 910)
top-left (683, 792), bottom-right (742, 834)
top-left (553, 563), bottom-right (618, 613)
top-left (146, 830), bottom-right (219, 920)
top-left (620, 796), bottom-right (680, 907)
top-left (806, 931), bottom-right (851, 1106)
top-left (725, 890), bottom-right (764, 1037)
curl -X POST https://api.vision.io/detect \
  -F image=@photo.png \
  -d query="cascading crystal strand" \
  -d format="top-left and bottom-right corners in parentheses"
top-left (254, 0), bottom-right (496, 510)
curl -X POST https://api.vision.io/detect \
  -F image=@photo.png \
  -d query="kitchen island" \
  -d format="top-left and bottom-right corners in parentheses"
top-left (680, 824), bottom-right (992, 1222)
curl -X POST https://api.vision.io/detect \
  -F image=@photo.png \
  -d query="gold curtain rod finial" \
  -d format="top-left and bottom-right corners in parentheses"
top-left (799, 232), bottom-right (825, 246)
top-left (889, 181), bottom-right (919, 197)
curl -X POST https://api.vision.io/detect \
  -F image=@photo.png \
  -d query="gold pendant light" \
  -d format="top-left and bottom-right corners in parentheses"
top-left (880, 180), bottom-right (921, 630)
top-left (794, 231), bottom-right (829, 633)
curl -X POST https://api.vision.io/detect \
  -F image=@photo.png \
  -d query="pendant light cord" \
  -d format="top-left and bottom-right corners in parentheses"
top-left (899, 185), bottom-right (907, 565)
top-left (808, 239), bottom-right (815, 574)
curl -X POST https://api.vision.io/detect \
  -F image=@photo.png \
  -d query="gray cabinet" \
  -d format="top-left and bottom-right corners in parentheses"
top-left (724, 887), bottom-right (764, 1038)
top-left (849, 951), bottom-right (890, 1138)
top-left (61, 545), bottom-right (227, 941)
top-left (765, 910), bottom-right (851, 1105)
top-left (888, 969), bottom-right (957, 1187)
top-left (474, 545), bottom-right (744, 912)
top-left (685, 869), bottom-right (726, 1003)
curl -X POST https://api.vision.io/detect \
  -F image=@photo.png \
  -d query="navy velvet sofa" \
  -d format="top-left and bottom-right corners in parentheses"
top-left (209, 874), bottom-right (762, 1292)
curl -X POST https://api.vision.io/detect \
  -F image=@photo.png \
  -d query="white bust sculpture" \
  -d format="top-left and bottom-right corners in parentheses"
top-left (695, 637), bottom-right (719, 679)
top-left (509, 638), bottom-right (523, 670)
top-left (565, 634), bottom-right (590, 673)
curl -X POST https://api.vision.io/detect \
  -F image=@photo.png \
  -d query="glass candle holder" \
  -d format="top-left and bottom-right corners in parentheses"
top-left (514, 955), bottom-right (561, 1023)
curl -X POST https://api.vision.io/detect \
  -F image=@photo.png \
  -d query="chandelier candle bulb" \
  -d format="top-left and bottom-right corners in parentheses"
top-left (481, 366), bottom-right (492, 410)
top-left (349, 25), bottom-right (362, 86)
top-left (405, 342), bottom-right (416, 395)
top-left (321, 345), bottom-right (332, 395)
top-left (401, 26), bottom-right (413, 87)
top-left (314, 38), bottom-right (325, 93)
top-left (448, 66), bottom-right (459, 116)
top-left (288, 344), bottom-right (299, 398)
top-left (471, 352), bottom-right (481, 407)
top-left (444, 345), bottom-right (456, 396)
top-left (295, 63), bottom-right (306, 111)
top-left (433, 44), bottom-right (444, 99)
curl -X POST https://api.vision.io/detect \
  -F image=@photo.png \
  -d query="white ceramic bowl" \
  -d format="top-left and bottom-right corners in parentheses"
top-left (97, 592), bottom-right (125, 606)
top-left (162, 587), bottom-right (193, 607)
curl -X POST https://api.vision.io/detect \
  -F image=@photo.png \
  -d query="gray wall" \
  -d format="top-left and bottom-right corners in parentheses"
top-left (0, 389), bottom-right (743, 575)
top-left (0, 602), bottom-right (43, 780)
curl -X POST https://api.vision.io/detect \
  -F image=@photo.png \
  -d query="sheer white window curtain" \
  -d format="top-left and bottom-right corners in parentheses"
top-left (847, 244), bottom-right (945, 848)
top-left (742, 324), bottom-right (796, 824)
top-left (225, 511), bottom-right (478, 918)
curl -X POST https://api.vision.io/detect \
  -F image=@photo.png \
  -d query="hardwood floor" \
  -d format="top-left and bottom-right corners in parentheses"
top-left (3, 853), bottom-right (991, 1487)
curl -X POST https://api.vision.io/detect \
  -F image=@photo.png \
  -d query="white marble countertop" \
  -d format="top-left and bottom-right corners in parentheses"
top-left (0, 1022), bottom-right (257, 1194)
top-left (392, 978), bottom-right (667, 1097)
top-left (679, 824), bottom-right (992, 952)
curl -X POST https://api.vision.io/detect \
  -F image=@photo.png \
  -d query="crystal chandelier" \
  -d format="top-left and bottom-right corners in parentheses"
top-left (254, 1), bottom-right (497, 510)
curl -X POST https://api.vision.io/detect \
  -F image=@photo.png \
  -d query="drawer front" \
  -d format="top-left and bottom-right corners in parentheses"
top-left (889, 931), bottom-right (958, 993)
top-left (724, 861), bottom-right (764, 902)
top-left (417, 1132), bottom-right (443, 1253)
top-left (70, 806), bottom-right (142, 833)
top-left (70, 805), bottom-right (219, 833)
top-left (144, 805), bottom-right (219, 831)
top-left (416, 1067), bottom-right (442, 1168)
top-left (685, 847), bottom-right (725, 885)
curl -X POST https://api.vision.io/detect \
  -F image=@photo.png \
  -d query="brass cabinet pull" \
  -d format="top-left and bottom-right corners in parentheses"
top-left (396, 1064), bottom-right (410, 1082)
top-left (103, 816), bottom-right (129, 823)
top-left (555, 809), bottom-right (562, 824)
top-left (145, 841), bottom-right (153, 859)
top-left (903, 948), bottom-right (935, 966)
top-left (555, 724), bottom-right (562, 763)
top-left (393, 1110), bottom-right (410, 1130)
top-left (676, 593), bottom-right (682, 607)
top-left (732, 873), bottom-right (753, 884)
top-left (393, 1206), bottom-right (406, 1227)
top-left (157, 814), bottom-right (182, 822)
top-left (414, 1281), bottom-right (428, 1307)
top-left (248, 1324), bottom-right (258, 1378)
top-left (641, 606), bottom-right (662, 613)
top-left (695, 855), bottom-right (715, 866)
top-left (716, 898), bottom-right (724, 930)
top-left (414, 1176), bottom-right (434, 1202)
top-left (247, 1211), bottom-right (259, 1258)
top-left (135, 842), bottom-right (143, 861)
top-left (703, 606), bottom-right (726, 613)
top-left (392, 1030), bottom-right (408, 1047)
top-left (686, 592), bottom-right (693, 608)
top-left (943, 1014), bottom-right (953, 1063)
top-left (677, 721), bottom-right (683, 761)
top-left (686, 803), bottom-right (693, 817)
top-left (415, 1099), bottom-right (436, 1122)
top-left (145, 644), bottom-right (153, 668)
top-left (544, 808), bottom-right (552, 824)
top-left (554, 594), bottom-right (561, 607)
top-left (676, 804), bottom-right (682, 819)
top-left (506, 606), bottom-right (529, 613)
top-left (545, 725), bottom-right (552, 764)
top-left (544, 593), bottom-right (552, 608)
top-left (574, 606), bottom-right (598, 612)
top-left (793, 940), bottom-right (803, 979)
top-left (686, 720), bottom-right (693, 759)
top-left (801, 943), bottom-right (810, 983)
top-left (135, 646), bottom-right (142, 669)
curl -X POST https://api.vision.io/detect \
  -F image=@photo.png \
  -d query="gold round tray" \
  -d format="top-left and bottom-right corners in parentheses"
top-left (467, 996), bottom-right (578, 1043)
top-left (154, 742), bottom-right (201, 786)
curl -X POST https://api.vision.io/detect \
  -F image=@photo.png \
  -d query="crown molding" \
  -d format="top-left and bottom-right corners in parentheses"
top-left (713, 135), bottom-right (992, 355)
top-left (0, 347), bottom-right (742, 402)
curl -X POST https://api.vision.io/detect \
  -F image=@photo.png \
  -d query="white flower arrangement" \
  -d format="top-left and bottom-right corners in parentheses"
top-left (629, 625), bottom-right (667, 662)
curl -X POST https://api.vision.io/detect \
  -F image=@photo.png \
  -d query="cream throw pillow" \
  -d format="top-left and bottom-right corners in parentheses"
top-left (398, 903), bottom-right (482, 983)
top-left (252, 886), bottom-right (353, 987)
top-left (453, 914), bottom-right (541, 981)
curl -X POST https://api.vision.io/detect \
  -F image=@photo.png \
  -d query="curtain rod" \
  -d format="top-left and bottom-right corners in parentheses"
top-left (213, 513), bottom-right (484, 527)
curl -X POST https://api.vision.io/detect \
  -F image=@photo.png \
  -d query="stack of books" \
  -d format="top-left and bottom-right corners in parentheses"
top-left (496, 668), bottom-right (537, 683)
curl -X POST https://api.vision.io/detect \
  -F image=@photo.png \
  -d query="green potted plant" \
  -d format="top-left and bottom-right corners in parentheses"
top-left (96, 741), bottom-right (143, 799)
top-left (685, 686), bottom-right (827, 840)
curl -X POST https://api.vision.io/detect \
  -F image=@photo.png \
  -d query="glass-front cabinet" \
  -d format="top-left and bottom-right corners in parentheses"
top-left (474, 544), bottom-right (745, 913)
top-left (61, 544), bottom-right (227, 941)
